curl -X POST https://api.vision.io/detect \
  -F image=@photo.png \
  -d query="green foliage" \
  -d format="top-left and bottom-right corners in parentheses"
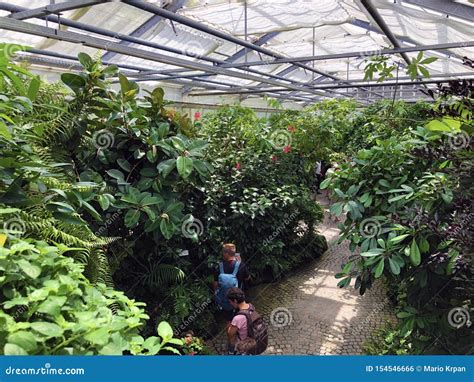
top-left (338, 100), bottom-right (431, 155)
top-left (198, 106), bottom-right (327, 281)
top-left (0, 237), bottom-right (182, 355)
top-left (0, 49), bottom-right (199, 350)
top-left (364, 52), bottom-right (437, 82)
top-left (324, 72), bottom-right (472, 354)
top-left (363, 323), bottom-right (418, 355)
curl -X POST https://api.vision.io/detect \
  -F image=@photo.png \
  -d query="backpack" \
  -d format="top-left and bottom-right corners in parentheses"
top-left (236, 306), bottom-right (268, 355)
top-left (215, 260), bottom-right (240, 311)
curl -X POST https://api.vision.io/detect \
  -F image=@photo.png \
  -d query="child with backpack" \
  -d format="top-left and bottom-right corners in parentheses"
top-left (213, 243), bottom-right (250, 318)
top-left (226, 287), bottom-right (268, 355)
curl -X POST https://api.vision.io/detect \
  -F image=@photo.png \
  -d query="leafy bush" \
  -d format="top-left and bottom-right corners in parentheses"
top-left (197, 106), bottom-right (327, 282)
top-left (323, 82), bottom-right (473, 354)
top-left (0, 236), bottom-right (182, 355)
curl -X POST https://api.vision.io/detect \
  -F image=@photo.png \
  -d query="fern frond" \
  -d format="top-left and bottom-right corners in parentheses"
top-left (136, 264), bottom-right (185, 287)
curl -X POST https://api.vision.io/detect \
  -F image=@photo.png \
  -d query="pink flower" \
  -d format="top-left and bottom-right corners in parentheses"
top-left (271, 155), bottom-right (277, 162)
top-left (283, 145), bottom-right (291, 153)
top-left (287, 125), bottom-right (296, 133)
top-left (194, 111), bottom-right (201, 121)
top-left (235, 162), bottom-right (241, 170)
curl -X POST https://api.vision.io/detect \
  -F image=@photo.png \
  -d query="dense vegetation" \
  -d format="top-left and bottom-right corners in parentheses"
top-left (0, 44), bottom-right (471, 356)
top-left (0, 46), bottom-right (327, 354)
top-left (322, 80), bottom-right (473, 354)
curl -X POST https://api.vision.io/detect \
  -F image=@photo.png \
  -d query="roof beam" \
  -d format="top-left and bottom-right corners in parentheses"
top-left (218, 40), bottom-right (474, 69)
top-left (0, 16), bottom-right (330, 97)
top-left (350, 18), bottom-right (466, 63)
top-left (0, 3), bottom-right (324, 90)
top-left (358, 0), bottom-right (412, 67)
top-left (188, 77), bottom-right (474, 96)
top-left (123, 0), bottom-right (341, 82)
top-left (8, 0), bottom-right (102, 20)
top-left (180, 31), bottom-right (281, 94)
top-left (102, 0), bottom-right (187, 61)
top-left (400, 0), bottom-right (474, 22)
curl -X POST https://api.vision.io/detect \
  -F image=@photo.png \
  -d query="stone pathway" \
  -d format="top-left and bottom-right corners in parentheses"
top-left (209, 194), bottom-right (397, 355)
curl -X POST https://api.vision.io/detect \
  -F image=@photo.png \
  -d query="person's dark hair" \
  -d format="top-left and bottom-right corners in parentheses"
top-left (226, 287), bottom-right (245, 303)
top-left (184, 330), bottom-right (194, 337)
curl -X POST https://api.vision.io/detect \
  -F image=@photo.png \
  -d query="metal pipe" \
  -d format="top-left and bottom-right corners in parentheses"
top-left (8, 0), bottom-right (102, 20)
top-left (219, 41), bottom-right (474, 69)
top-left (0, 2), bottom-right (307, 86)
top-left (359, 0), bottom-right (411, 66)
top-left (123, 0), bottom-right (341, 81)
top-left (188, 77), bottom-right (474, 96)
top-left (0, 17), bottom-right (332, 97)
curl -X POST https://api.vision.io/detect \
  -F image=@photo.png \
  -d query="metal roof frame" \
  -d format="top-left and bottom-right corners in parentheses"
top-left (0, 0), bottom-right (472, 106)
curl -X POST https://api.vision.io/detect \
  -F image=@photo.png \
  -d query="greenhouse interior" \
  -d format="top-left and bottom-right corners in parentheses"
top-left (0, 0), bottom-right (472, 357)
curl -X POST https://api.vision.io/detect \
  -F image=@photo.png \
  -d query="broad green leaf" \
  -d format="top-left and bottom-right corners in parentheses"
top-left (374, 258), bottom-right (384, 278)
top-left (410, 239), bottom-right (421, 266)
top-left (124, 209), bottom-right (140, 228)
top-left (176, 156), bottom-right (193, 179)
top-left (77, 52), bottom-right (94, 70)
top-left (106, 169), bottom-right (124, 180)
top-left (37, 296), bottom-right (67, 316)
top-left (4, 343), bottom-right (28, 355)
top-left (337, 277), bottom-right (351, 288)
top-left (157, 159), bottom-right (176, 178)
top-left (27, 77), bottom-right (40, 101)
top-left (0, 120), bottom-right (12, 140)
top-left (61, 73), bottom-right (86, 92)
top-left (85, 327), bottom-right (109, 346)
top-left (31, 322), bottom-right (63, 338)
top-left (157, 122), bottom-right (169, 139)
top-left (159, 219), bottom-right (175, 239)
top-left (329, 202), bottom-right (343, 216)
top-left (360, 248), bottom-right (384, 257)
top-left (98, 195), bottom-right (110, 211)
top-left (117, 159), bottom-right (132, 172)
top-left (17, 259), bottom-right (41, 279)
top-left (319, 178), bottom-right (331, 189)
top-left (141, 195), bottom-right (163, 207)
top-left (388, 257), bottom-right (401, 275)
top-left (157, 321), bottom-right (173, 341)
top-left (7, 331), bottom-right (37, 352)
top-left (389, 234), bottom-right (410, 244)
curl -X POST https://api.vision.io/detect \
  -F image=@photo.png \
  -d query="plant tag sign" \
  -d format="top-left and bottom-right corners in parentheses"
top-left (179, 250), bottom-right (189, 257)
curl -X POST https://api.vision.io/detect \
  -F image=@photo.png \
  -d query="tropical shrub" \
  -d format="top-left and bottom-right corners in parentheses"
top-left (323, 79), bottom-right (473, 354)
top-left (197, 106), bottom-right (327, 281)
top-left (0, 48), bottom-right (206, 348)
top-left (0, 236), bottom-right (182, 355)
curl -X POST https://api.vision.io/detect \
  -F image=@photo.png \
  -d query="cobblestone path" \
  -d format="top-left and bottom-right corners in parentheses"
top-left (209, 194), bottom-right (397, 355)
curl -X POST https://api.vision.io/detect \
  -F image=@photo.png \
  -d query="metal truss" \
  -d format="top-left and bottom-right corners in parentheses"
top-left (0, 0), bottom-right (472, 106)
